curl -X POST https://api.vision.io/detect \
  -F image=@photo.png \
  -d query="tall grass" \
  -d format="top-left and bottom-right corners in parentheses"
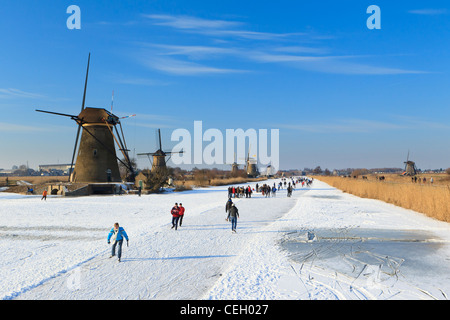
top-left (181, 176), bottom-right (266, 188)
top-left (318, 176), bottom-right (450, 223)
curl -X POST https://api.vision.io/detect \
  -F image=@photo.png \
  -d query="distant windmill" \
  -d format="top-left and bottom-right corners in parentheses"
top-left (243, 145), bottom-right (259, 178)
top-left (264, 163), bottom-right (275, 177)
top-left (226, 152), bottom-right (239, 174)
top-left (36, 53), bottom-right (136, 183)
top-left (403, 150), bottom-right (418, 176)
top-left (137, 129), bottom-right (183, 173)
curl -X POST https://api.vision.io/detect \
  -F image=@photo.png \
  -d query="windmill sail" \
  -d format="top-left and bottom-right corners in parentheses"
top-left (69, 53), bottom-right (91, 181)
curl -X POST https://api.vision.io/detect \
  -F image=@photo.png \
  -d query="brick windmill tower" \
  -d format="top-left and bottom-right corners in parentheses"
top-left (403, 150), bottom-right (418, 176)
top-left (245, 147), bottom-right (259, 178)
top-left (36, 54), bottom-right (135, 184)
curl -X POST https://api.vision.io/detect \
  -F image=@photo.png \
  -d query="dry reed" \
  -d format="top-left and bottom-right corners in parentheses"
top-left (318, 176), bottom-right (450, 223)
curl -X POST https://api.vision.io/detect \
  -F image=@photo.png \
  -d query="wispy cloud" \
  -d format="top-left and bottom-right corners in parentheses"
top-left (144, 14), bottom-right (242, 30)
top-left (290, 59), bottom-right (428, 75)
top-left (279, 117), bottom-right (450, 134)
top-left (114, 77), bottom-right (170, 86)
top-left (0, 121), bottom-right (58, 132)
top-left (149, 44), bottom-right (240, 59)
top-left (133, 113), bottom-right (175, 123)
top-left (134, 14), bottom-right (428, 76)
top-left (138, 54), bottom-right (247, 76)
top-left (130, 113), bottom-right (179, 129)
top-left (408, 9), bottom-right (448, 15)
top-left (143, 14), bottom-right (304, 40)
top-left (0, 88), bottom-right (45, 99)
top-left (273, 45), bottom-right (330, 55)
top-left (391, 115), bottom-right (450, 130)
top-left (279, 119), bottom-right (407, 133)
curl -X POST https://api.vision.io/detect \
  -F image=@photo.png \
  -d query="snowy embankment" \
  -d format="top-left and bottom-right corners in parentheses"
top-left (1, 179), bottom-right (450, 300)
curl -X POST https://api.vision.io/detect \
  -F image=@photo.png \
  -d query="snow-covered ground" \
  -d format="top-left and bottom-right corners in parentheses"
top-left (1, 179), bottom-right (450, 300)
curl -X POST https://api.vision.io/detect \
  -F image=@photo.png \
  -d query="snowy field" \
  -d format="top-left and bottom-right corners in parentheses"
top-left (1, 179), bottom-right (450, 300)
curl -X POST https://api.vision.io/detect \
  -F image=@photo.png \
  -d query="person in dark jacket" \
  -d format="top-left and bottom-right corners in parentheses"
top-left (226, 203), bottom-right (239, 233)
top-left (107, 222), bottom-right (129, 262)
top-left (171, 203), bottom-right (180, 230)
top-left (225, 198), bottom-right (233, 215)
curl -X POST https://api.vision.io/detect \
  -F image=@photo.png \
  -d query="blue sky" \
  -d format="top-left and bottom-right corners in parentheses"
top-left (0, 0), bottom-right (449, 171)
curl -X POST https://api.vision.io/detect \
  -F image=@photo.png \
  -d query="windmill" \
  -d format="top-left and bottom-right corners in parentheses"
top-left (264, 163), bottom-right (275, 177)
top-left (403, 150), bottom-right (418, 176)
top-left (36, 53), bottom-right (136, 183)
top-left (245, 146), bottom-right (259, 178)
top-left (137, 129), bottom-right (183, 173)
top-left (226, 152), bottom-right (239, 174)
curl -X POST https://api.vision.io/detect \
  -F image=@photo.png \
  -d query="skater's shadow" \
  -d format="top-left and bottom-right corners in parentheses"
top-left (122, 254), bottom-right (235, 262)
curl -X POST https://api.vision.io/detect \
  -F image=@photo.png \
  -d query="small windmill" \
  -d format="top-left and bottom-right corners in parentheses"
top-left (403, 150), bottom-right (418, 176)
top-left (137, 129), bottom-right (183, 173)
top-left (226, 152), bottom-right (239, 174)
top-left (245, 146), bottom-right (259, 178)
top-left (264, 163), bottom-right (275, 177)
top-left (36, 53), bottom-right (136, 183)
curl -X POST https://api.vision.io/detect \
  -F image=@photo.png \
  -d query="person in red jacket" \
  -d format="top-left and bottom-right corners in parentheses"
top-left (178, 203), bottom-right (185, 226)
top-left (171, 203), bottom-right (180, 230)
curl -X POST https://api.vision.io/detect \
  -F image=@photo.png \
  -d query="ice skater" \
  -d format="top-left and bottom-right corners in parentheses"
top-left (226, 203), bottom-right (239, 233)
top-left (178, 203), bottom-right (185, 226)
top-left (107, 222), bottom-right (129, 262)
top-left (171, 203), bottom-right (180, 230)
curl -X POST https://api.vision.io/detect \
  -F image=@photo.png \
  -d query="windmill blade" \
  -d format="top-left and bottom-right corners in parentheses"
top-left (120, 114), bottom-right (136, 119)
top-left (165, 150), bottom-right (184, 155)
top-left (137, 152), bottom-right (158, 156)
top-left (81, 53), bottom-right (90, 111)
top-left (110, 90), bottom-right (114, 112)
top-left (35, 109), bottom-right (82, 182)
top-left (68, 124), bottom-right (82, 182)
top-left (113, 124), bottom-right (134, 176)
top-left (35, 109), bottom-right (78, 119)
top-left (158, 129), bottom-right (162, 151)
top-left (66, 52), bottom-right (90, 182)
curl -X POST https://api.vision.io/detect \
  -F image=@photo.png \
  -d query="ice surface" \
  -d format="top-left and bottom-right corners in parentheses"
top-left (1, 179), bottom-right (450, 300)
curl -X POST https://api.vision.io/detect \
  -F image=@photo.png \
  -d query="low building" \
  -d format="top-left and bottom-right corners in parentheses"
top-left (39, 164), bottom-right (73, 175)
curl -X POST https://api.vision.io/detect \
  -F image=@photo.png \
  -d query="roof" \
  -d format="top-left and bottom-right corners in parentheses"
top-left (77, 107), bottom-right (119, 124)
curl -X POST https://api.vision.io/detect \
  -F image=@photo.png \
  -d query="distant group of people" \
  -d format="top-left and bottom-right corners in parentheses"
top-left (228, 186), bottom-right (253, 198)
top-left (257, 183), bottom-right (278, 197)
top-left (412, 176), bottom-right (433, 184)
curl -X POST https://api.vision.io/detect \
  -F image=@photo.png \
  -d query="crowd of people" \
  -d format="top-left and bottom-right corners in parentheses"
top-left (412, 176), bottom-right (433, 184)
top-left (227, 186), bottom-right (253, 198)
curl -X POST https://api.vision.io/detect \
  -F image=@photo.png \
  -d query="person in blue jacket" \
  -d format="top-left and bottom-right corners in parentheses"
top-left (107, 222), bottom-right (129, 262)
